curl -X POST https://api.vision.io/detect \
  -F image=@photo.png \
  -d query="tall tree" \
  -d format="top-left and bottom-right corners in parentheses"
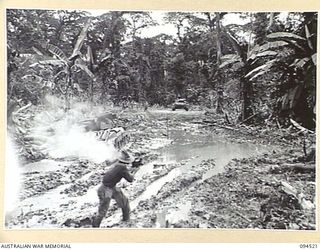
top-left (214, 12), bottom-right (224, 114)
top-left (245, 12), bottom-right (317, 128)
top-left (32, 19), bottom-right (94, 109)
top-left (125, 12), bottom-right (156, 102)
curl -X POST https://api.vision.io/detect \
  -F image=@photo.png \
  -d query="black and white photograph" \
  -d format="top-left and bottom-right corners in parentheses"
top-left (5, 9), bottom-right (317, 230)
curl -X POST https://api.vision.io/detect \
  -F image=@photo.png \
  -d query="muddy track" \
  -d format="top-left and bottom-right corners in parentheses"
top-left (6, 109), bottom-right (316, 230)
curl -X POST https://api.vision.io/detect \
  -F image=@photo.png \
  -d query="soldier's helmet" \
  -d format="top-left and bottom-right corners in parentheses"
top-left (118, 150), bottom-right (134, 164)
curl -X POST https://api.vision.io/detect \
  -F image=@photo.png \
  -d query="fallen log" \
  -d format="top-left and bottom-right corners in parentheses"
top-left (290, 119), bottom-right (315, 134)
top-left (280, 181), bottom-right (298, 198)
top-left (281, 163), bottom-right (315, 173)
top-left (238, 113), bottom-right (257, 125)
top-left (277, 180), bottom-right (315, 210)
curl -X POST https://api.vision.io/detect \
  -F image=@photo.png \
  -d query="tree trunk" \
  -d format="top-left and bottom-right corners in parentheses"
top-left (240, 76), bottom-right (253, 121)
top-left (90, 79), bottom-right (94, 103)
top-left (215, 12), bottom-right (223, 114)
top-left (216, 12), bottom-right (222, 65)
top-left (176, 20), bottom-right (183, 42)
top-left (216, 87), bottom-right (224, 114)
top-left (65, 67), bottom-right (72, 110)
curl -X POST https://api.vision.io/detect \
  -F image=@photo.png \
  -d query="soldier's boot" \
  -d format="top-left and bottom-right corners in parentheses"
top-left (92, 216), bottom-right (103, 228)
top-left (121, 197), bottom-right (130, 221)
top-left (122, 207), bottom-right (130, 221)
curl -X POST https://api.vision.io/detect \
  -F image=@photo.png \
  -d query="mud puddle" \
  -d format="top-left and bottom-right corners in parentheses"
top-left (137, 129), bottom-right (268, 198)
top-left (103, 131), bottom-right (269, 227)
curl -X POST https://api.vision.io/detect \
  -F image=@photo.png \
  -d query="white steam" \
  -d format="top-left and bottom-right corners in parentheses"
top-left (30, 95), bottom-right (120, 164)
top-left (46, 126), bottom-right (120, 164)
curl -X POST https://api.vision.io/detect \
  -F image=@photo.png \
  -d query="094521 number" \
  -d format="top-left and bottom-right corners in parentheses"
top-left (300, 244), bottom-right (318, 249)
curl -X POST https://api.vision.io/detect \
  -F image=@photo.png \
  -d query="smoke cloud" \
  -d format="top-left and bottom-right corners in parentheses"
top-left (31, 95), bottom-right (120, 164)
top-left (46, 125), bottom-right (120, 164)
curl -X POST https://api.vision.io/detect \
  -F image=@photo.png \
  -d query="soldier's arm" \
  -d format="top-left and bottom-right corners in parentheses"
top-left (122, 168), bottom-right (134, 183)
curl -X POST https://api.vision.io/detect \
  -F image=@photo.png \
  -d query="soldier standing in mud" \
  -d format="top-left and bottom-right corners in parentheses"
top-left (92, 151), bottom-right (134, 228)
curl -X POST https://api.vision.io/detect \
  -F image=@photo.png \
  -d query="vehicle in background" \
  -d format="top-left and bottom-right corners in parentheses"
top-left (172, 99), bottom-right (189, 111)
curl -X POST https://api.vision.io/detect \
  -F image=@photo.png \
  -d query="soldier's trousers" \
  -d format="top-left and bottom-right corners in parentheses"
top-left (92, 184), bottom-right (130, 228)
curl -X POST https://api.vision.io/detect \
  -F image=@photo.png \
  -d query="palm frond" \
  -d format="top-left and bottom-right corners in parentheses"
top-left (72, 63), bottom-right (95, 79)
top-left (70, 19), bottom-right (91, 59)
top-left (219, 54), bottom-right (242, 69)
top-left (46, 44), bottom-right (69, 63)
top-left (305, 25), bottom-right (314, 50)
top-left (249, 70), bottom-right (268, 82)
top-left (267, 32), bottom-right (306, 42)
top-left (287, 40), bottom-right (307, 52)
top-left (248, 41), bottom-right (288, 60)
top-left (86, 46), bottom-right (94, 66)
top-left (290, 57), bottom-right (310, 68)
top-left (32, 46), bottom-right (44, 55)
top-left (221, 27), bottom-right (243, 58)
top-left (249, 50), bottom-right (278, 61)
top-left (221, 54), bottom-right (241, 61)
top-left (246, 59), bottom-right (276, 81)
top-left (38, 59), bottom-right (66, 66)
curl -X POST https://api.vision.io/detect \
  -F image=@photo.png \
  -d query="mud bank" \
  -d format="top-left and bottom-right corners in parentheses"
top-left (185, 148), bottom-right (316, 229)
